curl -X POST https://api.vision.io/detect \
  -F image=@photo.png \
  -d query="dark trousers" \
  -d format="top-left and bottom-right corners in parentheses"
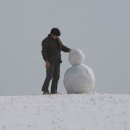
top-left (42, 61), bottom-right (60, 93)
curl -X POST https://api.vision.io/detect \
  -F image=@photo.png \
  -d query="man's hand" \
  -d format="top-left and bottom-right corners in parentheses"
top-left (45, 61), bottom-right (50, 69)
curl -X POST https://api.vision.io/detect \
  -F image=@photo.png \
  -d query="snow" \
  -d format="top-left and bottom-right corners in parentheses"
top-left (68, 49), bottom-right (85, 65)
top-left (64, 64), bottom-right (95, 93)
top-left (64, 49), bottom-right (95, 94)
top-left (0, 93), bottom-right (130, 130)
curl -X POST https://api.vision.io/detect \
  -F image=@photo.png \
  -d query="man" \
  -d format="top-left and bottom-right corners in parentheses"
top-left (41, 28), bottom-right (71, 94)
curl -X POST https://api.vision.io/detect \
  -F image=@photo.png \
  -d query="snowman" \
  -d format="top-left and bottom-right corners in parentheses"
top-left (64, 49), bottom-right (95, 94)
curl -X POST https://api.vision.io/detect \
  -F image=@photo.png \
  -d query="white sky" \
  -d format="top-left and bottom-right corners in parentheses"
top-left (0, 0), bottom-right (130, 95)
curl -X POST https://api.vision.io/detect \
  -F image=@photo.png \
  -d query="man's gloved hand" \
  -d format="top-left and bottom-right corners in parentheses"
top-left (45, 61), bottom-right (50, 69)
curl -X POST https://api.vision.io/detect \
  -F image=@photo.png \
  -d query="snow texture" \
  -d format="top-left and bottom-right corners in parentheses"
top-left (68, 49), bottom-right (85, 66)
top-left (64, 49), bottom-right (95, 94)
top-left (0, 93), bottom-right (130, 130)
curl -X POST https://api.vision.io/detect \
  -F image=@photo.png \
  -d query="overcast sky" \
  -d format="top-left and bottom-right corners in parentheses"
top-left (0, 0), bottom-right (130, 96)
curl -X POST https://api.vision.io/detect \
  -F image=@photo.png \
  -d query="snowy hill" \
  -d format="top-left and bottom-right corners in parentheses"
top-left (0, 93), bottom-right (130, 130)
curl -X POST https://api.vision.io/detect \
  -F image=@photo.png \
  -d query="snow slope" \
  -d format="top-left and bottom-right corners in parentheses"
top-left (0, 93), bottom-right (130, 130)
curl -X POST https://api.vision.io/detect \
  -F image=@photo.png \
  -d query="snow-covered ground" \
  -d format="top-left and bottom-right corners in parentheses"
top-left (0, 93), bottom-right (130, 130)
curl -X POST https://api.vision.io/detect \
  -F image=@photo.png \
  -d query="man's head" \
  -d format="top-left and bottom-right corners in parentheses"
top-left (50, 28), bottom-right (61, 39)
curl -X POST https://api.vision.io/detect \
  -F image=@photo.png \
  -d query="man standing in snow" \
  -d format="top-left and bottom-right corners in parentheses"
top-left (41, 28), bottom-right (71, 94)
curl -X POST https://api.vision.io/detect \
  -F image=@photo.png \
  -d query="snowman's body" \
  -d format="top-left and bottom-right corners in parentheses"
top-left (64, 49), bottom-right (95, 94)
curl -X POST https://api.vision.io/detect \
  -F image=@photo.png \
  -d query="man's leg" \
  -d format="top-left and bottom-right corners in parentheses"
top-left (51, 62), bottom-right (60, 94)
top-left (42, 63), bottom-right (54, 92)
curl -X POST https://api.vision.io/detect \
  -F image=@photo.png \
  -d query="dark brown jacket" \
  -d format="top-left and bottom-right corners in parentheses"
top-left (41, 35), bottom-right (71, 63)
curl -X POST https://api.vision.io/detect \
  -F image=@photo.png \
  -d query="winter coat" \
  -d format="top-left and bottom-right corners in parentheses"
top-left (41, 35), bottom-right (71, 63)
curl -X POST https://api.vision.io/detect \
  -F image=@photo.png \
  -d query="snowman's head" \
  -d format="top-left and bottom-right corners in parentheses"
top-left (68, 49), bottom-right (85, 66)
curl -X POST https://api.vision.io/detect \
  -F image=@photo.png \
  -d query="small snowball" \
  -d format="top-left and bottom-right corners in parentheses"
top-left (68, 49), bottom-right (85, 66)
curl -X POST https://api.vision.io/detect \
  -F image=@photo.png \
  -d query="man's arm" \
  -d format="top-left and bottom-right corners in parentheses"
top-left (41, 40), bottom-right (50, 69)
top-left (57, 38), bottom-right (71, 52)
top-left (61, 44), bottom-right (71, 52)
top-left (41, 40), bottom-right (48, 62)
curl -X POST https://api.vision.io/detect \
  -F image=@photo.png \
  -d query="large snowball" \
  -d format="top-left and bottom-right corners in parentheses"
top-left (68, 49), bottom-right (85, 66)
top-left (64, 64), bottom-right (95, 94)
